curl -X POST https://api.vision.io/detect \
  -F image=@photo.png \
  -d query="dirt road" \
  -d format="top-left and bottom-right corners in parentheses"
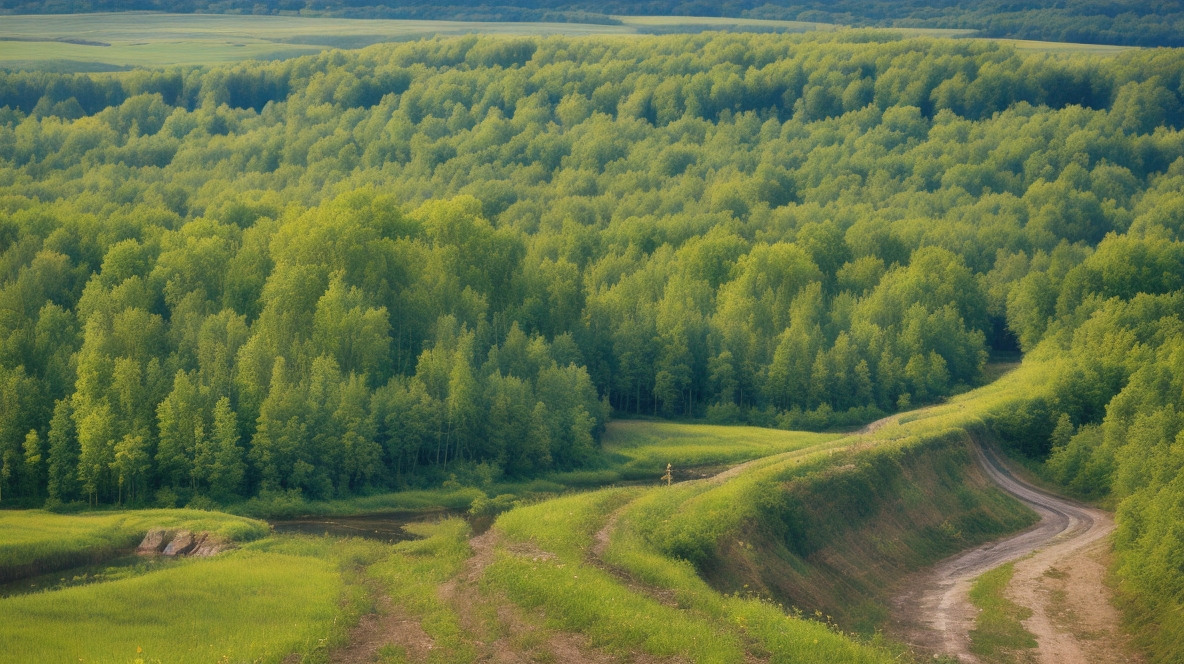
top-left (891, 441), bottom-right (1137, 663)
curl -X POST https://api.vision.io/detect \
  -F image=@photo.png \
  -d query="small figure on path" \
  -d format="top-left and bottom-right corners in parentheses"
top-left (662, 463), bottom-right (673, 486)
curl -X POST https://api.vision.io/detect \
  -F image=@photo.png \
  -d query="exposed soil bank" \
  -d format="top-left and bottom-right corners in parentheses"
top-left (700, 428), bottom-right (1037, 634)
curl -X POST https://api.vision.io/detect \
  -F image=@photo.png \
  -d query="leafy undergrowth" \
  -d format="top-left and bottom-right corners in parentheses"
top-left (968, 562), bottom-right (1038, 663)
top-left (0, 509), bottom-right (269, 582)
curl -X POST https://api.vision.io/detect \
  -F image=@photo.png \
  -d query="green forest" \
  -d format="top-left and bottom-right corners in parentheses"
top-left (0, 25), bottom-right (1181, 547)
top-left (3, 0), bottom-right (1183, 48)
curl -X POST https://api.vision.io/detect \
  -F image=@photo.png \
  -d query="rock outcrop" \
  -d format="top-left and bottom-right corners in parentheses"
top-left (136, 529), bottom-right (234, 558)
top-left (136, 528), bottom-right (175, 554)
top-left (190, 533), bottom-right (230, 557)
top-left (162, 530), bottom-right (198, 556)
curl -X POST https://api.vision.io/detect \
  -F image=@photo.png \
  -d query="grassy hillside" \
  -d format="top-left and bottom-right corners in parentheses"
top-left (0, 549), bottom-right (344, 663)
top-left (600, 420), bottom-right (839, 477)
top-left (0, 509), bottom-right (268, 581)
top-left (590, 369), bottom-right (1042, 635)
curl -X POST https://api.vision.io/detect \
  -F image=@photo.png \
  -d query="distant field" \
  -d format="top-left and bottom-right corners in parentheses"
top-left (601, 419), bottom-right (840, 475)
top-left (0, 12), bottom-right (834, 68)
top-left (0, 13), bottom-right (1132, 70)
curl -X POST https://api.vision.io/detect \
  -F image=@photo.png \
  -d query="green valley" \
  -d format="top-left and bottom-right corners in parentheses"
top-left (0, 13), bottom-right (1182, 664)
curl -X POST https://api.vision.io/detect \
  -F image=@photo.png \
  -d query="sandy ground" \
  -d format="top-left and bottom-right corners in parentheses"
top-left (891, 442), bottom-right (1141, 663)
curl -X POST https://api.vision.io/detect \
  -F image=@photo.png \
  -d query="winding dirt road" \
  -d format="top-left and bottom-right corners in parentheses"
top-left (891, 441), bottom-right (1138, 663)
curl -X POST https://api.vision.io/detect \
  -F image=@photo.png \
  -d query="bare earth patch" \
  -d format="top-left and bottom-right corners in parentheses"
top-left (331, 587), bottom-right (435, 664)
top-left (1008, 532), bottom-right (1143, 664)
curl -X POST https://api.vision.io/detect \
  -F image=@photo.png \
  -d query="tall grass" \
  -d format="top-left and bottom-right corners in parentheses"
top-left (486, 488), bottom-right (900, 663)
top-left (367, 518), bottom-right (479, 664)
top-left (0, 509), bottom-right (269, 582)
top-left (0, 549), bottom-right (342, 663)
top-left (600, 421), bottom-right (839, 478)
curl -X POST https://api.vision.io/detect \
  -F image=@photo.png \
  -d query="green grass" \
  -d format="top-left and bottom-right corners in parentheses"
top-left (0, 13), bottom-right (1126, 70)
top-left (486, 487), bottom-right (900, 663)
top-left (0, 548), bottom-right (344, 663)
top-left (232, 486), bottom-right (486, 519)
top-left (367, 518), bottom-right (478, 664)
top-left (600, 420), bottom-right (839, 478)
top-left (488, 489), bottom-right (751, 663)
top-left (968, 562), bottom-right (1038, 663)
top-left (0, 509), bottom-right (269, 582)
top-left (0, 511), bottom-right (391, 663)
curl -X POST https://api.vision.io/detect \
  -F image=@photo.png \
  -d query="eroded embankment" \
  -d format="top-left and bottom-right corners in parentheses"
top-left (890, 442), bottom-right (1138, 663)
top-left (695, 426), bottom-right (1038, 634)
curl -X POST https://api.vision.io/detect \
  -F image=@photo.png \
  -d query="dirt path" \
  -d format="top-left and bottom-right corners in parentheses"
top-left (891, 442), bottom-right (1137, 663)
top-left (331, 582), bottom-right (435, 664)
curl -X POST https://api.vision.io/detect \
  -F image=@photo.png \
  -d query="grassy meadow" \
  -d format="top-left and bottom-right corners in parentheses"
top-left (0, 509), bottom-right (393, 663)
top-left (0, 13), bottom-right (1129, 70)
top-left (0, 549), bottom-right (344, 663)
top-left (0, 13), bottom-right (834, 69)
top-left (600, 420), bottom-right (840, 477)
top-left (0, 509), bottom-right (268, 582)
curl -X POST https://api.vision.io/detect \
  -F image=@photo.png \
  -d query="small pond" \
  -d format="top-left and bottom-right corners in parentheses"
top-left (269, 510), bottom-right (492, 543)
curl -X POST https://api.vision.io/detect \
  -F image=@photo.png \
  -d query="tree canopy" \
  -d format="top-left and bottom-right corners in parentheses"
top-left (1, 32), bottom-right (1183, 512)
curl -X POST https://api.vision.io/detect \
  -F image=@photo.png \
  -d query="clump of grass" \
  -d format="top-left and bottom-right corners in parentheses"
top-left (968, 562), bottom-right (1038, 663)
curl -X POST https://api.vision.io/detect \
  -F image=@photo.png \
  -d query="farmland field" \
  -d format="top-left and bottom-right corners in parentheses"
top-left (0, 13), bottom-right (1130, 70)
top-left (0, 12), bottom-right (834, 68)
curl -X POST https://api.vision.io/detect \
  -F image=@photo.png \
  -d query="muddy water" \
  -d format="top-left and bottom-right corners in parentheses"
top-left (269, 510), bottom-right (493, 543)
